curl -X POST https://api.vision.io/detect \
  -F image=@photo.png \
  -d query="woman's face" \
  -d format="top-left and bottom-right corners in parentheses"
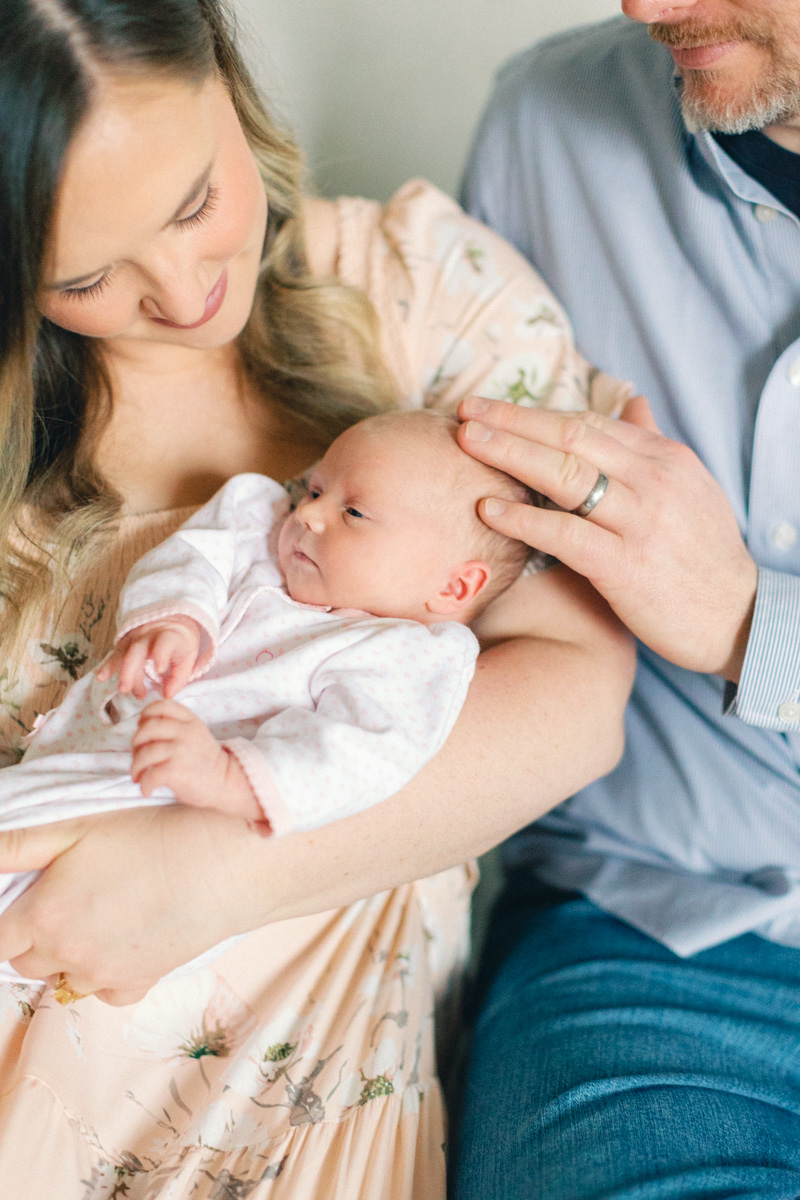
top-left (39, 72), bottom-right (268, 352)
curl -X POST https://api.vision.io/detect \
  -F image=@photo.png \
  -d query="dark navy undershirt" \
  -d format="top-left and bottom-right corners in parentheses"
top-left (714, 129), bottom-right (800, 217)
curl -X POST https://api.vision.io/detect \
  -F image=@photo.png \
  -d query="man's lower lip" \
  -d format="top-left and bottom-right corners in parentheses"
top-left (153, 267), bottom-right (228, 329)
top-left (670, 41), bottom-right (739, 69)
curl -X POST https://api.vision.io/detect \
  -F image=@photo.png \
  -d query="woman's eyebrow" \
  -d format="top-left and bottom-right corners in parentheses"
top-left (47, 163), bottom-right (214, 291)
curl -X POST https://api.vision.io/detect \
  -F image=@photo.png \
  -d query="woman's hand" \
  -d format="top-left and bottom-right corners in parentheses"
top-left (0, 805), bottom-right (265, 1005)
top-left (457, 395), bottom-right (758, 681)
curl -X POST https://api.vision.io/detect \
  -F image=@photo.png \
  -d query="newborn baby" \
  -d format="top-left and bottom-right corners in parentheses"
top-left (0, 410), bottom-right (530, 979)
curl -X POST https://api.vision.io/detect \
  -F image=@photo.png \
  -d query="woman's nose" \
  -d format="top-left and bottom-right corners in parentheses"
top-left (138, 247), bottom-right (216, 327)
top-left (621, 0), bottom-right (700, 22)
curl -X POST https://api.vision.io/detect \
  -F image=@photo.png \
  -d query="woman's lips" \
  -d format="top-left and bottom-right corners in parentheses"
top-left (669, 41), bottom-right (739, 70)
top-left (153, 267), bottom-right (228, 329)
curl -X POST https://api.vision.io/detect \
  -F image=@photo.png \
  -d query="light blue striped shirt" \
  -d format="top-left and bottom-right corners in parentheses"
top-left (463, 16), bottom-right (800, 954)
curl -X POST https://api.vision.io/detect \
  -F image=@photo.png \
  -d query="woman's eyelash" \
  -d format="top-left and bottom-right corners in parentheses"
top-left (60, 185), bottom-right (220, 301)
top-left (177, 183), bottom-right (220, 230)
top-left (62, 272), bottom-right (114, 301)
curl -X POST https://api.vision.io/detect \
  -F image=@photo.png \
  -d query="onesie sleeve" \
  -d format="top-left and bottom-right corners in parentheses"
top-left (336, 178), bottom-right (631, 417)
top-left (222, 619), bottom-right (479, 835)
top-left (115, 474), bottom-right (289, 676)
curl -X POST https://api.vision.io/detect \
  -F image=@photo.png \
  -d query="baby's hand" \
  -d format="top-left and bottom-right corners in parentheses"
top-left (131, 700), bottom-right (264, 821)
top-left (97, 616), bottom-right (203, 699)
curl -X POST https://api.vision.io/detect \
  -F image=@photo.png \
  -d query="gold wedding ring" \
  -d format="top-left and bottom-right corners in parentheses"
top-left (53, 972), bottom-right (89, 1005)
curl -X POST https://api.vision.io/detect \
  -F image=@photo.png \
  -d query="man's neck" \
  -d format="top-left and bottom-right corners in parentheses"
top-left (762, 119), bottom-right (800, 155)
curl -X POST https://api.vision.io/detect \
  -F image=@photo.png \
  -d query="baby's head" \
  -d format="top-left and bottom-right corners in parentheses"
top-left (277, 410), bottom-right (532, 623)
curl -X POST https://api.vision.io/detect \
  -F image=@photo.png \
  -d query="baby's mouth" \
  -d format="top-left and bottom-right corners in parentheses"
top-left (292, 544), bottom-right (318, 568)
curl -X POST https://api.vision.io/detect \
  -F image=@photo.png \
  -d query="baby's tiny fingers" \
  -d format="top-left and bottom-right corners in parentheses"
top-left (139, 699), bottom-right (195, 722)
top-left (162, 659), bottom-right (195, 700)
top-left (118, 642), bottom-right (150, 696)
top-left (136, 764), bottom-right (176, 798)
top-left (131, 717), bottom-right (188, 749)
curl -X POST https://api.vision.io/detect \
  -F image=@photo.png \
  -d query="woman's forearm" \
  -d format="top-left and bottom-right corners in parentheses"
top-left (225, 607), bottom-right (634, 928)
top-left (0, 569), bottom-right (634, 999)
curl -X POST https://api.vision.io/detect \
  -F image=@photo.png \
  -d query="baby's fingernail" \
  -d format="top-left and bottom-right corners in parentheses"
top-left (465, 421), bottom-right (493, 442)
top-left (484, 498), bottom-right (507, 517)
top-left (462, 397), bottom-right (490, 416)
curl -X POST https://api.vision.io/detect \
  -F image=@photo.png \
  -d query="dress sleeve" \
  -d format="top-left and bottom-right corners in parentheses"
top-left (222, 620), bottom-right (479, 836)
top-left (115, 474), bottom-right (288, 677)
top-left (336, 178), bottom-right (631, 416)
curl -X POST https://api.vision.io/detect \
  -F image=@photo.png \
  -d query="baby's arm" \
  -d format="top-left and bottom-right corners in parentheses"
top-left (109, 474), bottom-right (290, 684)
top-left (222, 619), bottom-right (480, 836)
top-left (131, 700), bottom-right (263, 821)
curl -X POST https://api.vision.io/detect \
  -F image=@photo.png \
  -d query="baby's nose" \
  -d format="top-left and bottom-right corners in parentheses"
top-left (298, 500), bottom-right (326, 534)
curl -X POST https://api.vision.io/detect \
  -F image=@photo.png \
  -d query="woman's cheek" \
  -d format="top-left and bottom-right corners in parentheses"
top-left (40, 293), bottom-right (139, 339)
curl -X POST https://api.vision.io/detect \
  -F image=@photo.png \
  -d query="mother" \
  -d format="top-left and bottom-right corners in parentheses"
top-left (0, 1), bottom-right (634, 1195)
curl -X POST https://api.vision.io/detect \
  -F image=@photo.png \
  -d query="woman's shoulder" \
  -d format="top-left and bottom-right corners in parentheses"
top-left (304, 179), bottom-right (490, 284)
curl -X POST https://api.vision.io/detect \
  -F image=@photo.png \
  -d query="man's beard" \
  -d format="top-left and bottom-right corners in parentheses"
top-left (650, 17), bottom-right (800, 132)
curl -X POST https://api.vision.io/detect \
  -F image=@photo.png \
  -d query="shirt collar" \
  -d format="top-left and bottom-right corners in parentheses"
top-left (673, 71), bottom-right (799, 220)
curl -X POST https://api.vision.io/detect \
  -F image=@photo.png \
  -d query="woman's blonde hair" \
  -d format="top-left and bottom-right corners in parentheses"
top-left (0, 0), bottom-right (395, 653)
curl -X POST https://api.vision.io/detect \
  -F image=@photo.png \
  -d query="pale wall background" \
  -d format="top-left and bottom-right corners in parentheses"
top-left (232, 0), bottom-right (620, 202)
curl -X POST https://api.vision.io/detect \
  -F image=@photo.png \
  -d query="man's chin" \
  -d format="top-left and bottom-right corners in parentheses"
top-left (680, 74), bottom-right (800, 134)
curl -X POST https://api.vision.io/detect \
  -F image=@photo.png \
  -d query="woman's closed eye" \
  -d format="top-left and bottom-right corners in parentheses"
top-left (176, 183), bottom-right (220, 230)
top-left (61, 270), bottom-right (116, 301)
top-left (60, 185), bottom-right (221, 301)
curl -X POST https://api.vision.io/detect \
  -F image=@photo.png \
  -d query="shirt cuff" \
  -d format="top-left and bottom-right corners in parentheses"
top-left (727, 567), bottom-right (800, 729)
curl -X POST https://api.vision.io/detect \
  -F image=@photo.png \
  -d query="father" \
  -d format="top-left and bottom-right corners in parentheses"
top-left (454, 1), bottom-right (800, 1195)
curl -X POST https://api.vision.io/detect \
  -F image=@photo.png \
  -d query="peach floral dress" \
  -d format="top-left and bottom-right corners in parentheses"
top-left (0, 181), bottom-right (628, 1199)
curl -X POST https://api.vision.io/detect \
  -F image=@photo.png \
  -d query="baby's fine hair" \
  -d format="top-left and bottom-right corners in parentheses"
top-left (361, 408), bottom-right (536, 615)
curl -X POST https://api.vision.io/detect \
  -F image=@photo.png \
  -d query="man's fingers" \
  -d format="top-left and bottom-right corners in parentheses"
top-left (478, 498), bottom-right (622, 581)
top-left (458, 395), bottom-right (662, 457)
top-left (621, 394), bottom-right (661, 433)
top-left (457, 414), bottom-right (648, 514)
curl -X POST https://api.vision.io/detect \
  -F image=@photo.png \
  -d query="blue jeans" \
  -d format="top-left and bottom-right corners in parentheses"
top-left (452, 876), bottom-right (800, 1199)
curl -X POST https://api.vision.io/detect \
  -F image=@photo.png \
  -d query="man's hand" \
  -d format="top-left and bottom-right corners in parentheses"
top-left (96, 616), bottom-right (203, 699)
top-left (131, 699), bottom-right (263, 819)
top-left (458, 394), bottom-right (758, 681)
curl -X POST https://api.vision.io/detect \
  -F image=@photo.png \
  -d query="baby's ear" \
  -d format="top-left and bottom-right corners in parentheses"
top-left (426, 561), bottom-right (492, 616)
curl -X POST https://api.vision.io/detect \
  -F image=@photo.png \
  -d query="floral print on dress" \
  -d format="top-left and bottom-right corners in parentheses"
top-left (123, 971), bottom-right (256, 1066)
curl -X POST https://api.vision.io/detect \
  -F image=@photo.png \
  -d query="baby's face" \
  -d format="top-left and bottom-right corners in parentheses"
top-left (277, 420), bottom-right (470, 620)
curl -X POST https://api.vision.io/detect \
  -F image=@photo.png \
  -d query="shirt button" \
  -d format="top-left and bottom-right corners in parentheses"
top-left (778, 700), bottom-right (800, 722)
top-left (772, 522), bottom-right (798, 550)
top-left (754, 203), bottom-right (778, 223)
top-left (788, 359), bottom-right (800, 387)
